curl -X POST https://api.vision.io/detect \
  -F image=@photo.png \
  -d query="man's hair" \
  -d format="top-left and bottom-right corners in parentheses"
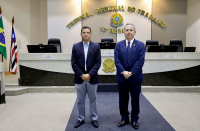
top-left (81, 26), bottom-right (92, 33)
top-left (124, 23), bottom-right (136, 31)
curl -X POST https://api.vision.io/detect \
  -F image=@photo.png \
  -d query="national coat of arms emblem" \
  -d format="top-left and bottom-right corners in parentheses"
top-left (110, 13), bottom-right (123, 28)
top-left (102, 59), bottom-right (116, 73)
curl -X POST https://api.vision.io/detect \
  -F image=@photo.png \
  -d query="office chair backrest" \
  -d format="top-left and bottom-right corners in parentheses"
top-left (48, 38), bottom-right (61, 53)
top-left (169, 39), bottom-right (183, 52)
top-left (146, 40), bottom-right (159, 46)
top-left (101, 37), bottom-right (114, 43)
top-left (145, 40), bottom-right (159, 52)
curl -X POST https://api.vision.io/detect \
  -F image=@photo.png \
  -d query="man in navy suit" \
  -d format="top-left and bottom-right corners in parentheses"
top-left (114, 23), bottom-right (145, 129)
top-left (71, 26), bottom-right (101, 128)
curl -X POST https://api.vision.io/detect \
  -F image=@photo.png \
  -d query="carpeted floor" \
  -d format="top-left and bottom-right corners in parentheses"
top-left (65, 93), bottom-right (175, 131)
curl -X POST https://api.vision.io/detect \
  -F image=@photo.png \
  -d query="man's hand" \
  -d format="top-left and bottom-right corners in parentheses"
top-left (84, 74), bottom-right (91, 81)
top-left (81, 74), bottom-right (85, 80)
top-left (122, 71), bottom-right (129, 79)
top-left (128, 72), bottom-right (133, 77)
top-left (81, 74), bottom-right (91, 81)
top-left (122, 71), bottom-right (133, 79)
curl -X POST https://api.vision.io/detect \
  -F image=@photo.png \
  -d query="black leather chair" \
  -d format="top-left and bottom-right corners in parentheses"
top-left (169, 39), bottom-right (183, 52)
top-left (146, 40), bottom-right (159, 46)
top-left (145, 40), bottom-right (159, 52)
top-left (101, 37), bottom-right (114, 43)
top-left (100, 37), bottom-right (115, 49)
top-left (48, 38), bottom-right (61, 53)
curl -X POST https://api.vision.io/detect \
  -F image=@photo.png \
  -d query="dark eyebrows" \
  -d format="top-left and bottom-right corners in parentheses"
top-left (125, 29), bottom-right (134, 31)
top-left (82, 31), bottom-right (91, 34)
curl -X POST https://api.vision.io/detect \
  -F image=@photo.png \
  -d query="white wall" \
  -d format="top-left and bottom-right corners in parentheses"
top-left (40, 0), bottom-right (48, 45)
top-left (47, 0), bottom-right (82, 53)
top-left (30, 0), bottom-right (48, 45)
top-left (152, 0), bottom-right (187, 47)
top-left (0, 0), bottom-right (31, 72)
top-left (30, 0), bottom-right (41, 45)
top-left (117, 0), bottom-right (152, 43)
top-left (0, 0), bottom-right (47, 72)
top-left (82, 0), bottom-right (117, 42)
top-left (48, 0), bottom-right (151, 50)
top-left (186, 0), bottom-right (200, 52)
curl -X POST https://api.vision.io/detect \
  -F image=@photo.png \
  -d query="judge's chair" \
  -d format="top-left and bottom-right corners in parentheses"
top-left (146, 40), bottom-right (159, 46)
top-left (100, 37), bottom-right (114, 49)
top-left (48, 38), bottom-right (61, 53)
top-left (145, 40), bottom-right (159, 52)
top-left (101, 37), bottom-right (114, 43)
top-left (169, 39), bottom-right (183, 52)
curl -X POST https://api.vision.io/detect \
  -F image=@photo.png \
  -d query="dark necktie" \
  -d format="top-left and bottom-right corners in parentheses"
top-left (127, 41), bottom-right (130, 55)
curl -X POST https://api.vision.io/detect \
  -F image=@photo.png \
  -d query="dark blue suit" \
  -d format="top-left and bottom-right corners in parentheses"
top-left (114, 39), bottom-right (145, 122)
top-left (71, 41), bottom-right (101, 84)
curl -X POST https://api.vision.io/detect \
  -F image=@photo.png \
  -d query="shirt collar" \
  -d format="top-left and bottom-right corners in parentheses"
top-left (83, 41), bottom-right (90, 46)
top-left (126, 38), bottom-right (134, 44)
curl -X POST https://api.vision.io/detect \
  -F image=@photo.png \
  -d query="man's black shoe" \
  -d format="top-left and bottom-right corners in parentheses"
top-left (91, 120), bottom-right (99, 128)
top-left (132, 121), bottom-right (139, 129)
top-left (74, 120), bottom-right (84, 128)
top-left (118, 119), bottom-right (129, 127)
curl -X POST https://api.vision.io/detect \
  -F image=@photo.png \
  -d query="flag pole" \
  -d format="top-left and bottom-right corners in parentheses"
top-left (0, 6), bottom-right (2, 16)
top-left (0, 6), bottom-right (3, 62)
top-left (9, 16), bottom-right (14, 72)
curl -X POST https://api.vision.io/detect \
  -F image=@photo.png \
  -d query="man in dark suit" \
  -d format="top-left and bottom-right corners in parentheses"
top-left (71, 26), bottom-right (101, 128)
top-left (114, 23), bottom-right (145, 129)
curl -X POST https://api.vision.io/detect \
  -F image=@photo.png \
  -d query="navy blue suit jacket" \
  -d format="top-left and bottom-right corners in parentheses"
top-left (114, 39), bottom-right (145, 82)
top-left (71, 41), bottom-right (101, 84)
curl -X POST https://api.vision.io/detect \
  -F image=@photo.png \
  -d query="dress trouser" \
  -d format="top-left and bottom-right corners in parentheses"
top-left (118, 81), bottom-right (141, 122)
top-left (75, 81), bottom-right (98, 121)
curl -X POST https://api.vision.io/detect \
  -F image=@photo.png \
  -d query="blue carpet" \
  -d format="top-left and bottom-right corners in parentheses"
top-left (65, 93), bottom-right (175, 131)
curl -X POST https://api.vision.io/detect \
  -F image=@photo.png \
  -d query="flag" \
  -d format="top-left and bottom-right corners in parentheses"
top-left (10, 27), bottom-right (17, 73)
top-left (0, 14), bottom-right (6, 59)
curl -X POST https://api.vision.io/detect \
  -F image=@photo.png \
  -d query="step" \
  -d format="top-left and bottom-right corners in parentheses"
top-left (5, 86), bottom-right (76, 96)
top-left (141, 86), bottom-right (200, 92)
top-left (4, 86), bottom-right (200, 96)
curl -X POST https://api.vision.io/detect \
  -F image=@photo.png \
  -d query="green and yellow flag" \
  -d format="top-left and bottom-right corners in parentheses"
top-left (0, 14), bottom-right (7, 59)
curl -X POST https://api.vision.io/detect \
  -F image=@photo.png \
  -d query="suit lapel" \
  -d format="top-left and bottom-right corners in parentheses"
top-left (128, 39), bottom-right (137, 59)
top-left (122, 40), bottom-right (127, 56)
top-left (86, 41), bottom-right (93, 62)
top-left (79, 41), bottom-right (85, 60)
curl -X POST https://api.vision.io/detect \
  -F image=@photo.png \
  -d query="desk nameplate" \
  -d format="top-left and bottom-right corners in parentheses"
top-left (104, 51), bottom-right (114, 56)
top-left (165, 54), bottom-right (177, 59)
top-left (42, 55), bottom-right (54, 59)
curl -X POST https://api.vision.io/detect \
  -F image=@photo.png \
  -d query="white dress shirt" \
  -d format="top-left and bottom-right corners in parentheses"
top-left (126, 38), bottom-right (135, 49)
top-left (83, 41), bottom-right (90, 71)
